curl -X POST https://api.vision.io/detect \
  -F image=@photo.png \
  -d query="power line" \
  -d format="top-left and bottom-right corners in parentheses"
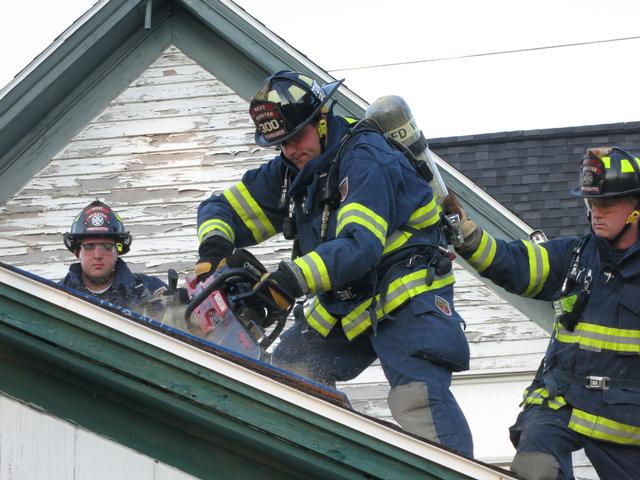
top-left (327, 35), bottom-right (640, 72)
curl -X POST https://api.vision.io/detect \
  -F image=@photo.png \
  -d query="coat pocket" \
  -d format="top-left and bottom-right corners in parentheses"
top-left (409, 293), bottom-right (470, 372)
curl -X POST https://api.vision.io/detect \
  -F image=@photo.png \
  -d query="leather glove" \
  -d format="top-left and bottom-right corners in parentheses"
top-left (195, 236), bottom-right (234, 281)
top-left (442, 193), bottom-right (481, 256)
top-left (252, 262), bottom-right (306, 312)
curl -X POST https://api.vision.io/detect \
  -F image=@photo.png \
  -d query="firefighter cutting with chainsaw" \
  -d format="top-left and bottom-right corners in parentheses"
top-left (195, 70), bottom-right (473, 456)
top-left (444, 147), bottom-right (640, 479)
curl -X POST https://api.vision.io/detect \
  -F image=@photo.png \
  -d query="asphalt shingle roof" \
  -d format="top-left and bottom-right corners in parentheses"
top-left (430, 121), bottom-right (640, 239)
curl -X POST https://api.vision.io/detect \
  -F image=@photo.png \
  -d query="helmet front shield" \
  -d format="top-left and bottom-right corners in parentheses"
top-left (249, 71), bottom-right (343, 146)
top-left (63, 200), bottom-right (132, 254)
top-left (572, 146), bottom-right (640, 198)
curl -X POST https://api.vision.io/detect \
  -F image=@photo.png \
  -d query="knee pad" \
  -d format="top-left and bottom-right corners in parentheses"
top-left (388, 382), bottom-right (439, 442)
top-left (510, 452), bottom-right (560, 480)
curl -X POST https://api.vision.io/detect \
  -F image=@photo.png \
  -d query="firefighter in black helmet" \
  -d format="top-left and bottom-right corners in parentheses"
top-left (60, 200), bottom-right (167, 316)
top-left (249, 70), bottom-right (343, 150)
top-left (196, 70), bottom-right (474, 457)
top-left (443, 147), bottom-right (640, 480)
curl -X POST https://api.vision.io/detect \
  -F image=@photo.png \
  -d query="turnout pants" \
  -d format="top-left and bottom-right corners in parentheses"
top-left (272, 300), bottom-right (473, 457)
top-left (510, 404), bottom-right (640, 480)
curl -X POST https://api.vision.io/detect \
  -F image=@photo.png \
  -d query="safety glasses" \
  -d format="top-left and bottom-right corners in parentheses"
top-left (80, 242), bottom-right (116, 253)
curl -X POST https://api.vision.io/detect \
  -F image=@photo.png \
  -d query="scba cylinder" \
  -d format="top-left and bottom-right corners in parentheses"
top-left (365, 95), bottom-right (448, 203)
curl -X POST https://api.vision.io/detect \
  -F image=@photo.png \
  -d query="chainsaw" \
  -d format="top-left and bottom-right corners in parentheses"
top-left (176, 249), bottom-right (290, 362)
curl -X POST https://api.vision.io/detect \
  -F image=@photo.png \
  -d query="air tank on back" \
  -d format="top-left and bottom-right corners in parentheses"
top-left (365, 95), bottom-right (448, 203)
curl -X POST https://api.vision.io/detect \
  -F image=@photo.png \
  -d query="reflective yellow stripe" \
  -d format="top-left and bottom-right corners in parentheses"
top-left (601, 155), bottom-right (640, 173)
top-left (336, 202), bottom-right (387, 245)
top-left (294, 252), bottom-right (331, 294)
top-left (555, 322), bottom-right (640, 353)
top-left (197, 218), bottom-right (235, 243)
top-left (223, 182), bottom-right (276, 243)
top-left (522, 240), bottom-right (550, 297)
top-left (468, 230), bottom-right (497, 272)
top-left (342, 269), bottom-right (455, 340)
top-left (382, 230), bottom-right (412, 255)
top-left (569, 408), bottom-right (640, 446)
top-left (523, 387), bottom-right (567, 410)
top-left (617, 157), bottom-right (640, 173)
top-left (380, 201), bottom-right (440, 255)
top-left (561, 295), bottom-right (577, 312)
top-left (407, 198), bottom-right (441, 229)
top-left (305, 297), bottom-right (338, 337)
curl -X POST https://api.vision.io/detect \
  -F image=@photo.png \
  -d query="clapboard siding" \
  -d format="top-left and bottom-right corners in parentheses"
top-left (0, 394), bottom-right (197, 480)
top-left (95, 96), bottom-right (248, 123)
top-left (0, 46), bottom-right (552, 466)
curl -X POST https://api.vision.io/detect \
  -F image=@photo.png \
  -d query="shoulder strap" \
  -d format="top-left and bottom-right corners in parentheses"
top-left (558, 234), bottom-right (590, 297)
top-left (317, 119), bottom-right (382, 208)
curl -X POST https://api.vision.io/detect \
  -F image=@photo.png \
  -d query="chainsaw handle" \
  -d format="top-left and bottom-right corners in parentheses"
top-left (259, 313), bottom-right (287, 350)
top-left (184, 268), bottom-right (257, 324)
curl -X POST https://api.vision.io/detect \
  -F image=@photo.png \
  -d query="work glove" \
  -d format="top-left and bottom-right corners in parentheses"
top-left (195, 236), bottom-right (234, 282)
top-left (442, 193), bottom-right (482, 257)
top-left (252, 261), bottom-right (307, 312)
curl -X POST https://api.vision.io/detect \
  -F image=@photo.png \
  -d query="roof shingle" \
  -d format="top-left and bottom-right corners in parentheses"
top-left (431, 121), bottom-right (640, 238)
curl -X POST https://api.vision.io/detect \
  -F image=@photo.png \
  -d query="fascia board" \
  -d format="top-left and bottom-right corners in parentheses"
top-left (0, 0), bottom-right (141, 130)
top-left (0, 264), bottom-right (516, 480)
top-left (0, 3), bottom-right (174, 205)
top-left (176, 0), bottom-right (368, 113)
top-left (0, 0), bottom-right (111, 102)
top-left (433, 151), bottom-right (556, 330)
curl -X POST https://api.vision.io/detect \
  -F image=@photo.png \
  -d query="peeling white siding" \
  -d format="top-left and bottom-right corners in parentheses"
top-left (0, 47), bottom-right (587, 471)
top-left (0, 394), bottom-right (198, 480)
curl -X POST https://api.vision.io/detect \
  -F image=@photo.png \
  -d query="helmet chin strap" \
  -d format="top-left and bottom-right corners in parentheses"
top-left (317, 114), bottom-right (328, 154)
top-left (608, 207), bottom-right (640, 247)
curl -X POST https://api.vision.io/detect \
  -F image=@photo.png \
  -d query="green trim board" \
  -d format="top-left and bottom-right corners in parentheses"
top-left (174, 0), bottom-right (367, 114)
top-left (435, 153), bottom-right (556, 331)
top-left (0, 0), bottom-right (175, 204)
top-left (0, 264), bottom-right (515, 480)
top-left (0, 0), bottom-right (366, 205)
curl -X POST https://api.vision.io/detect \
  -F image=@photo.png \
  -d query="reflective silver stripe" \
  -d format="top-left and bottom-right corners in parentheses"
top-left (468, 230), bottom-right (497, 272)
top-left (197, 218), bottom-right (234, 243)
top-left (223, 183), bottom-right (275, 242)
top-left (294, 252), bottom-right (330, 294)
top-left (569, 409), bottom-right (640, 445)
top-left (345, 209), bottom-right (387, 237)
top-left (407, 199), bottom-right (440, 229)
top-left (523, 240), bottom-right (550, 297)
top-left (199, 226), bottom-right (233, 244)
top-left (305, 298), bottom-right (337, 335)
top-left (342, 270), bottom-right (455, 339)
top-left (307, 308), bottom-right (335, 333)
top-left (382, 230), bottom-right (412, 255)
top-left (524, 388), bottom-right (566, 410)
top-left (579, 329), bottom-right (640, 348)
top-left (556, 323), bottom-right (640, 353)
top-left (337, 206), bottom-right (387, 244)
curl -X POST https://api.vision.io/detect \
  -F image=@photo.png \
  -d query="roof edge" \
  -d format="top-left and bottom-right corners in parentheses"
top-left (0, 263), bottom-right (515, 480)
top-left (430, 120), bottom-right (640, 147)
